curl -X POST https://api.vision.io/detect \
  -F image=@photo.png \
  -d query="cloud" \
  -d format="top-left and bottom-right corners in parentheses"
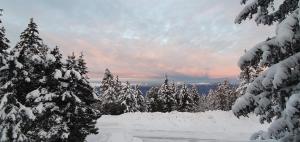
top-left (1, 0), bottom-right (276, 83)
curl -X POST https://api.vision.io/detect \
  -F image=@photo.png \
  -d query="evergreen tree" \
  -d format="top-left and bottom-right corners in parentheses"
top-left (49, 46), bottom-right (63, 69)
top-left (0, 9), bottom-right (9, 87)
top-left (99, 69), bottom-right (124, 115)
top-left (113, 76), bottom-right (122, 97)
top-left (205, 89), bottom-right (216, 111)
top-left (0, 18), bottom-right (100, 141)
top-left (119, 82), bottom-right (146, 113)
top-left (134, 85), bottom-right (147, 112)
top-left (205, 81), bottom-right (236, 111)
top-left (58, 54), bottom-right (100, 141)
top-left (236, 53), bottom-right (263, 98)
top-left (157, 76), bottom-right (177, 112)
top-left (0, 18), bottom-right (47, 142)
top-left (197, 94), bottom-right (206, 112)
top-left (188, 85), bottom-right (200, 112)
top-left (66, 52), bottom-right (76, 70)
top-left (99, 68), bottom-right (114, 94)
top-left (145, 87), bottom-right (161, 112)
top-left (233, 1), bottom-right (300, 141)
top-left (178, 84), bottom-right (194, 112)
top-left (0, 9), bottom-right (9, 53)
top-left (77, 52), bottom-right (87, 75)
top-left (120, 81), bottom-right (137, 112)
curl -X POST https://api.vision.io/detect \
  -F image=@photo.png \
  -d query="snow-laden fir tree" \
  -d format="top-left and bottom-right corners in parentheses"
top-left (205, 81), bottom-right (236, 111)
top-left (145, 86), bottom-right (162, 112)
top-left (0, 9), bottom-right (9, 80)
top-left (134, 85), bottom-right (147, 112)
top-left (177, 84), bottom-right (199, 112)
top-left (120, 81), bottom-right (138, 112)
top-left (0, 18), bottom-right (47, 142)
top-left (57, 53), bottom-right (100, 141)
top-left (157, 76), bottom-right (177, 112)
top-left (188, 85), bottom-right (200, 112)
top-left (207, 82), bottom-right (227, 110)
top-left (197, 93), bottom-right (206, 112)
top-left (114, 76), bottom-right (122, 95)
top-left (0, 9), bottom-right (8, 52)
top-left (233, 0), bottom-right (300, 141)
top-left (77, 52), bottom-right (87, 75)
top-left (99, 68), bottom-right (114, 94)
top-left (0, 18), bottom-right (100, 142)
top-left (205, 89), bottom-right (217, 111)
top-left (98, 69), bottom-right (124, 115)
top-left (236, 52), bottom-right (263, 98)
top-left (118, 82), bottom-right (146, 113)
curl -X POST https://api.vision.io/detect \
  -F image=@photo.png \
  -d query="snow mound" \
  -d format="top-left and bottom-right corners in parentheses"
top-left (87, 111), bottom-right (270, 142)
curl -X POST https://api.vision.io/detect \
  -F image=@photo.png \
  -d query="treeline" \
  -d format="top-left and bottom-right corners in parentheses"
top-left (0, 13), bottom-right (100, 141)
top-left (94, 69), bottom-right (239, 115)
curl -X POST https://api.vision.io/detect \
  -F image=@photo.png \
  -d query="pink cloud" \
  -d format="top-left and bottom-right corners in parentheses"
top-left (43, 33), bottom-right (242, 81)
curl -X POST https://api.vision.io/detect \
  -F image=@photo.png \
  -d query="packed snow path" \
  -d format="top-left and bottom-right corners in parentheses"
top-left (87, 111), bottom-right (269, 142)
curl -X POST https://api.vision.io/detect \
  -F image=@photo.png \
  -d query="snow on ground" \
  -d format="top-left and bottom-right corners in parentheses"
top-left (87, 111), bottom-right (272, 142)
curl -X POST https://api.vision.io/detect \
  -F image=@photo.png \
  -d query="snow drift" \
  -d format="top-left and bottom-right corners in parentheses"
top-left (87, 111), bottom-right (271, 142)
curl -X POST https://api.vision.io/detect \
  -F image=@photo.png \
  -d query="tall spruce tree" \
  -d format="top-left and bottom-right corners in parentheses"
top-left (0, 18), bottom-right (46, 142)
top-left (58, 53), bottom-right (100, 141)
top-left (0, 9), bottom-right (9, 53)
top-left (77, 52), bottom-right (87, 75)
top-left (157, 76), bottom-right (177, 112)
top-left (145, 87), bottom-right (161, 112)
top-left (233, 0), bottom-right (300, 141)
top-left (134, 85), bottom-right (147, 112)
top-left (0, 18), bottom-right (100, 142)
top-left (99, 69), bottom-right (124, 115)
top-left (0, 9), bottom-right (9, 86)
top-left (119, 82), bottom-right (146, 113)
top-left (120, 81), bottom-right (137, 112)
top-left (205, 81), bottom-right (236, 111)
top-left (188, 85), bottom-right (200, 112)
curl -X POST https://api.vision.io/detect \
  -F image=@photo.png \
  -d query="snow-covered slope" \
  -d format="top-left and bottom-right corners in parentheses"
top-left (87, 111), bottom-right (271, 142)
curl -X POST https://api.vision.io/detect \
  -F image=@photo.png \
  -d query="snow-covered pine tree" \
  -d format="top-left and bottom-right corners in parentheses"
top-left (145, 86), bottom-right (161, 112)
top-left (49, 46), bottom-right (63, 69)
top-left (1, 18), bottom-right (100, 141)
top-left (120, 81), bottom-right (137, 112)
top-left (236, 52), bottom-right (263, 98)
top-left (99, 68), bottom-right (114, 94)
top-left (99, 69), bottom-right (124, 115)
top-left (225, 85), bottom-right (237, 111)
top-left (233, 0), bottom-right (300, 141)
top-left (188, 85), bottom-right (200, 112)
top-left (66, 52), bottom-right (76, 70)
top-left (134, 85), bottom-right (147, 112)
top-left (197, 93), bottom-right (206, 112)
top-left (25, 52), bottom-right (67, 141)
top-left (205, 89), bottom-right (216, 111)
top-left (118, 82), bottom-right (146, 113)
top-left (0, 9), bottom-right (8, 52)
top-left (77, 52), bottom-right (87, 75)
top-left (114, 75), bottom-right (122, 95)
top-left (0, 18), bottom-right (49, 142)
top-left (211, 82), bottom-right (227, 110)
top-left (176, 84), bottom-right (199, 112)
top-left (57, 52), bottom-right (100, 141)
top-left (0, 9), bottom-right (9, 75)
top-left (157, 76), bottom-right (177, 112)
top-left (205, 81), bottom-right (236, 111)
top-left (177, 84), bottom-right (195, 112)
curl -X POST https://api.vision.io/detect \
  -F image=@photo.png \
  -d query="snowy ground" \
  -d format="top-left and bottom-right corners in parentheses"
top-left (86, 111), bottom-right (271, 142)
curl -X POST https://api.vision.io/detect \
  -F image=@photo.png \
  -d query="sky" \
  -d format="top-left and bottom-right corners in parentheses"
top-left (1, 0), bottom-right (276, 84)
